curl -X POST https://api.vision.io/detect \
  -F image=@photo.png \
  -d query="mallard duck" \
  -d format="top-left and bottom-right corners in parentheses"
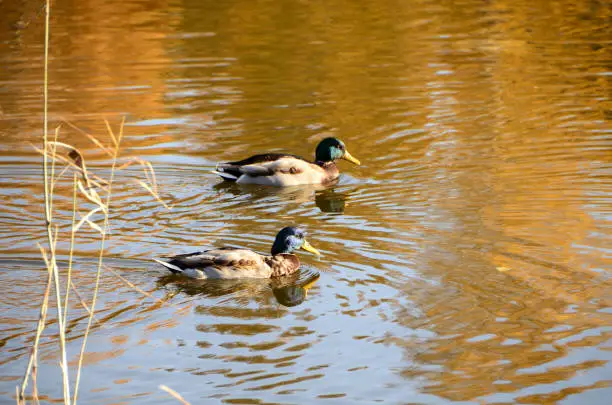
top-left (153, 227), bottom-right (320, 279)
top-left (213, 137), bottom-right (360, 186)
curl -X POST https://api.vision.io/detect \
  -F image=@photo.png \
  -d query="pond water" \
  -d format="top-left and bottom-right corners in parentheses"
top-left (1, 0), bottom-right (611, 403)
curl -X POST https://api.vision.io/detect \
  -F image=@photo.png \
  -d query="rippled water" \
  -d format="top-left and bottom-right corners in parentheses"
top-left (1, 0), bottom-right (611, 403)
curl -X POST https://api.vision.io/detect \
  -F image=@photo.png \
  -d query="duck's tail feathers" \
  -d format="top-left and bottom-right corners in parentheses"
top-left (153, 258), bottom-right (184, 274)
top-left (211, 170), bottom-right (238, 181)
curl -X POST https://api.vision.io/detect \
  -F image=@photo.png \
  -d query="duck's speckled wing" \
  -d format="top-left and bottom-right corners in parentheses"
top-left (215, 153), bottom-right (302, 180)
top-left (228, 153), bottom-right (304, 166)
top-left (160, 248), bottom-right (273, 279)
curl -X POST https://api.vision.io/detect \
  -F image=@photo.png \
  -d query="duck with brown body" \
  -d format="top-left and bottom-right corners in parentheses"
top-left (213, 137), bottom-right (361, 186)
top-left (154, 227), bottom-right (320, 279)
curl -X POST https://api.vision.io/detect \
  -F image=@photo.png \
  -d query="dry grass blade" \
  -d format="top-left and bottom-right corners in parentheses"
top-left (66, 147), bottom-right (92, 189)
top-left (60, 119), bottom-right (114, 157)
top-left (85, 218), bottom-right (104, 235)
top-left (74, 207), bottom-right (103, 233)
top-left (24, 0), bottom-right (170, 403)
top-left (46, 141), bottom-right (110, 191)
top-left (63, 174), bottom-right (78, 326)
top-left (73, 119), bottom-right (124, 405)
top-left (116, 156), bottom-right (171, 209)
top-left (77, 180), bottom-right (108, 214)
top-left (65, 145), bottom-right (109, 189)
top-left (136, 180), bottom-right (172, 210)
top-left (49, 231), bottom-right (70, 405)
top-left (32, 359), bottom-right (40, 405)
top-left (104, 266), bottom-right (172, 307)
top-left (159, 385), bottom-right (191, 405)
top-left (32, 143), bottom-right (109, 191)
top-left (117, 157), bottom-right (158, 193)
top-left (54, 163), bottom-right (71, 185)
top-left (19, 244), bottom-right (53, 402)
top-left (69, 281), bottom-right (103, 326)
top-left (49, 126), bottom-right (60, 215)
top-left (40, 1), bottom-right (71, 402)
top-left (118, 117), bottom-right (125, 144)
top-left (104, 119), bottom-right (118, 148)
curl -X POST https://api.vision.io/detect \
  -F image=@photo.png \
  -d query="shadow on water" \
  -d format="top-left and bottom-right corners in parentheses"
top-left (212, 180), bottom-right (350, 214)
top-left (156, 269), bottom-right (320, 308)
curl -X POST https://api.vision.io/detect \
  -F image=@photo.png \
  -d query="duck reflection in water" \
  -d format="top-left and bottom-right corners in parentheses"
top-left (213, 181), bottom-right (349, 214)
top-left (270, 272), bottom-right (319, 307)
top-left (156, 271), bottom-right (320, 308)
top-left (314, 188), bottom-right (348, 213)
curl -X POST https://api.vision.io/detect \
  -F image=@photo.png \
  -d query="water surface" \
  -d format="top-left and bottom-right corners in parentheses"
top-left (1, 0), bottom-right (611, 403)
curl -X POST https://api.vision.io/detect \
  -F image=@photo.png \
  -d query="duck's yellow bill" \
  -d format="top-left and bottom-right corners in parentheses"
top-left (301, 240), bottom-right (321, 255)
top-left (342, 150), bottom-right (361, 166)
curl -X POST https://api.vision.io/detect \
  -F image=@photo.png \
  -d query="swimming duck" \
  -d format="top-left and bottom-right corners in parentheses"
top-left (153, 227), bottom-right (320, 279)
top-left (213, 137), bottom-right (360, 186)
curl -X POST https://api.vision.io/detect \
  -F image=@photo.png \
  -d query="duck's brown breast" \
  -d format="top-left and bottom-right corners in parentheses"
top-left (267, 254), bottom-right (301, 277)
top-left (320, 162), bottom-right (339, 183)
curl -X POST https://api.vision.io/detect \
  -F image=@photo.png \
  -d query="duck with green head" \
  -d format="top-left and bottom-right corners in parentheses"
top-left (153, 227), bottom-right (320, 279)
top-left (213, 137), bottom-right (361, 186)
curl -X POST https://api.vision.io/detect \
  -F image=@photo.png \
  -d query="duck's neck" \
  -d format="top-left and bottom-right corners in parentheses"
top-left (316, 160), bottom-right (335, 168)
top-left (316, 161), bottom-right (339, 183)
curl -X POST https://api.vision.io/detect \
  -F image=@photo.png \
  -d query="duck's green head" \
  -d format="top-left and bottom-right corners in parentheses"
top-left (315, 137), bottom-right (361, 165)
top-left (271, 227), bottom-right (321, 256)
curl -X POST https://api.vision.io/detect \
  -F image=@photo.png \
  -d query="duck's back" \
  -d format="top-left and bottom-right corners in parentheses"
top-left (166, 248), bottom-right (273, 279)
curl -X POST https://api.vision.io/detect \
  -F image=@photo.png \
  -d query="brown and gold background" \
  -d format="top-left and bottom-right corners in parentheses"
top-left (0, 0), bottom-right (610, 403)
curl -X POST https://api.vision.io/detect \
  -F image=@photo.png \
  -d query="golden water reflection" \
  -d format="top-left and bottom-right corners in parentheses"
top-left (0, 0), bottom-right (610, 403)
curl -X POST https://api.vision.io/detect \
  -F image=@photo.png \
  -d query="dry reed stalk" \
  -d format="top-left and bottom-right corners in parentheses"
top-left (49, 126), bottom-right (60, 215)
top-left (27, 125), bottom-right (169, 402)
top-left (38, 1), bottom-right (71, 403)
top-left (19, 3), bottom-right (169, 401)
top-left (159, 385), bottom-right (191, 405)
top-left (18, 245), bottom-right (54, 402)
top-left (60, 119), bottom-right (114, 157)
top-left (32, 143), bottom-right (109, 191)
top-left (31, 364), bottom-right (39, 405)
top-left (115, 156), bottom-right (172, 210)
top-left (63, 174), bottom-right (78, 326)
top-left (72, 118), bottom-right (124, 404)
top-left (69, 281), bottom-right (103, 326)
top-left (104, 266), bottom-right (172, 307)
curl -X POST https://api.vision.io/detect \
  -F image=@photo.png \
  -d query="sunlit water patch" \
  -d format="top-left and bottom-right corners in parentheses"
top-left (1, 0), bottom-right (610, 403)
